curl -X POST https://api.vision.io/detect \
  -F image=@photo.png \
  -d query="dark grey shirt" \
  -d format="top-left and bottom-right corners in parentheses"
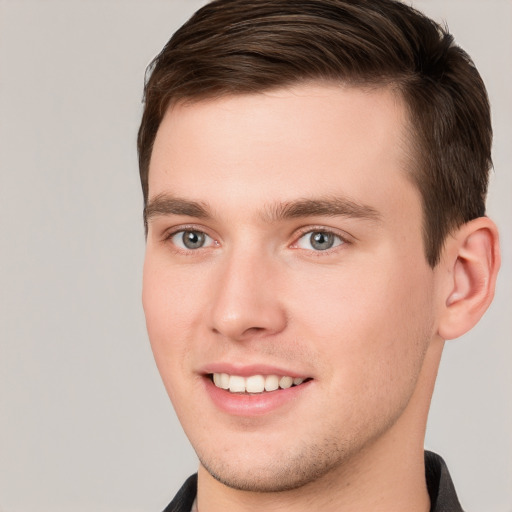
top-left (163, 451), bottom-right (463, 512)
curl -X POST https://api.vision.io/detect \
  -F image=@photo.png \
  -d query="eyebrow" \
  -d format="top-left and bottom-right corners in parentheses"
top-left (145, 194), bottom-right (212, 225)
top-left (144, 193), bottom-right (381, 226)
top-left (262, 197), bottom-right (381, 222)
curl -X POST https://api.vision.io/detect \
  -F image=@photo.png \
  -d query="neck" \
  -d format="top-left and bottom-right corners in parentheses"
top-left (196, 338), bottom-right (444, 512)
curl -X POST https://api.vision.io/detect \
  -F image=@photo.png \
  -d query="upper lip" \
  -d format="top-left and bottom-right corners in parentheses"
top-left (199, 362), bottom-right (311, 379)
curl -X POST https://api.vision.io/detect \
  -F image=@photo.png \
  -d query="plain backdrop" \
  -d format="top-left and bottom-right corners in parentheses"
top-left (0, 1), bottom-right (510, 511)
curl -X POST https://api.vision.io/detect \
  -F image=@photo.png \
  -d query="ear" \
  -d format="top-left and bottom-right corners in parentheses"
top-left (437, 217), bottom-right (500, 340)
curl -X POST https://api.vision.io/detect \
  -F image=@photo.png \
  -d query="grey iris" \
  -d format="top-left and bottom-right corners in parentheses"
top-left (182, 231), bottom-right (205, 249)
top-left (310, 232), bottom-right (335, 250)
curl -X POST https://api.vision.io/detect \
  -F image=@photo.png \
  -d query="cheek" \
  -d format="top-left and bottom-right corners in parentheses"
top-left (288, 257), bottom-right (435, 385)
top-left (142, 255), bottom-right (203, 373)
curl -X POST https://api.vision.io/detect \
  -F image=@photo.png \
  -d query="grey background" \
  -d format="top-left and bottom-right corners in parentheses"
top-left (0, 1), bottom-right (510, 511)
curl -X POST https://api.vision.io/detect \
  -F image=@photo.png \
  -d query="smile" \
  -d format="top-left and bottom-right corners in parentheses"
top-left (211, 373), bottom-right (307, 393)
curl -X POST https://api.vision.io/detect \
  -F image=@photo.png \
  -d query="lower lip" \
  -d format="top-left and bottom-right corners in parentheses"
top-left (204, 377), bottom-right (312, 417)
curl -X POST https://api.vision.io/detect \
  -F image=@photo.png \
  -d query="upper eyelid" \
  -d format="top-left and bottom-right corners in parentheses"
top-left (162, 224), bottom-right (215, 240)
top-left (292, 231), bottom-right (345, 250)
top-left (292, 226), bottom-right (353, 243)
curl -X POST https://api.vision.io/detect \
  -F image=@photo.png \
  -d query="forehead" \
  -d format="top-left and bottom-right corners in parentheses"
top-left (148, 83), bottom-right (417, 219)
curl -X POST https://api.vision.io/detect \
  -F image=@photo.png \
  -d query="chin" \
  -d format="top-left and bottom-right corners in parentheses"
top-left (197, 439), bottom-right (349, 493)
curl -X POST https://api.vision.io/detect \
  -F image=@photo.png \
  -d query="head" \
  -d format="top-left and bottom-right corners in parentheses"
top-left (139, 0), bottom-right (499, 499)
top-left (138, 0), bottom-right (493, 268)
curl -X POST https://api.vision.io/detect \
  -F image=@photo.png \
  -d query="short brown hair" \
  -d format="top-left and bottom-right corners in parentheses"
top-left (138, 0), bottom-right (492, 267)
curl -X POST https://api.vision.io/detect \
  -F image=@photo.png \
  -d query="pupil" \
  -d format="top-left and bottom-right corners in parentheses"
top-left (183, 231), bottom-right (205, 249)
top-left (311, 232), bottom-right (334, 250)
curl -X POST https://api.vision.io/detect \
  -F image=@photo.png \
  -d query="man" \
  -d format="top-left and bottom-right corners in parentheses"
top-left (138, 1), bottom-right (500, 511)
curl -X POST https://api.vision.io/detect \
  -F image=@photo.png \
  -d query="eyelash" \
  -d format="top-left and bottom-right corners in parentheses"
top-left (162, 225), bottom-right (350, 255)
top-left (292, 227), bottom-right (349, 254)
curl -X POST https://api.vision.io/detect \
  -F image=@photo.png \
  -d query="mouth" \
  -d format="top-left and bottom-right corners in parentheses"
top-left (209, 373), bottom-right (312, 394)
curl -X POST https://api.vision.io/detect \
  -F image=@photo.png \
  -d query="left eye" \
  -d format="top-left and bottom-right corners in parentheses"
top-left (295, 231), bottom-right (344, 251)
top-left (170, 230), bottom-right (215, 250)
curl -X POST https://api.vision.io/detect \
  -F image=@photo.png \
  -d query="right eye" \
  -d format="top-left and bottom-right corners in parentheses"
top-left (170, 230), bottom-right (215, 250)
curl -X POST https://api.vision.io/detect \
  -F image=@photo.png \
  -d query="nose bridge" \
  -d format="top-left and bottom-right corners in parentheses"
top-left (209, 242), bottom-right (286, 340)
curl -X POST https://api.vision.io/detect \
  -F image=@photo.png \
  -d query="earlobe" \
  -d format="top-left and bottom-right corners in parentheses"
top-left (437, 217), bottom-right (500, 340)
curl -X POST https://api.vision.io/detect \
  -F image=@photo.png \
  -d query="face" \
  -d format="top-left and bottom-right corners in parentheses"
top-left (143, 84), bottom-right (441, 492)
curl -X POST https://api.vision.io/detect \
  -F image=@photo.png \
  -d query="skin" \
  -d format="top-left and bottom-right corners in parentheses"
top-left (142, 83), bottom-right (499, 511)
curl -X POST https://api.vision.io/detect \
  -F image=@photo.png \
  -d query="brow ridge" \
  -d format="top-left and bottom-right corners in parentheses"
top-left (263, 197), bottom-right (381, 222)
top-left (144, 194), bottom-right (211, 225)
top-left (144, 194), bottom-right (381, 228)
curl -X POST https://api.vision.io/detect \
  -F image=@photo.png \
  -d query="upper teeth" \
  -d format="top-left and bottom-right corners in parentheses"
top-left (212, 373), bottom-right (305, 393)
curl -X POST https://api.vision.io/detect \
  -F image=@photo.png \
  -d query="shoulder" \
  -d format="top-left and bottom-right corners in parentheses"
top-left (162, 474), bottom-right (198, 512)
top-left (425, 451), bottom-right (464, 512)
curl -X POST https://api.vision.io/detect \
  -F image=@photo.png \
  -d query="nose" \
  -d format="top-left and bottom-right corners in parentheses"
top-left (208, 248), bottom-right (287, 342)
